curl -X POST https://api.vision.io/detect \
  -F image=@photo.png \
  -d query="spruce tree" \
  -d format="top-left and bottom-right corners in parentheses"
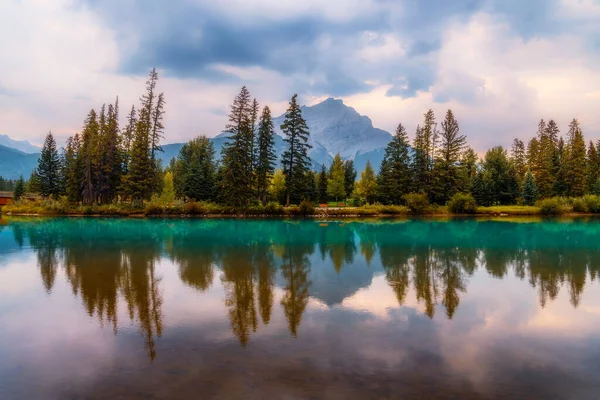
top-left (434, 109), bottom-right (466, 203)
top-left (281, 94), bottom-right (312, 205)
top-left (174, 136), bottom-right (216, 201)
top-left (122, 105), bottom-right (154, 203)
top-left (255, 106), bottom-right (276, 204)
top-left (586, 141), bottom-right (600, 193)
top-left (327, 154), bottom-right (346, 204)
top-left (100, 99), bottom-right (122, 203)
top-left (343, 159), bottom-right (356, 201)
top-left (355, 160), bottom-right (378, 204)
top-left (378, 123), bottom-right (412, 204)
top-left (63, 134), bottom-right (82, 203)
top-left (37, 131), bottom-right (62, 198)
top-left (412, 110), bottom-right (436, 194)
top-left (511, 138), bottom-right (527, 185)
top-left (220, 86), bottom-right (255, 206)
top-left (318, 164), bottom-right (328, 204)
top-left (13, 176), bottom-right (25, 201)
top-left (553, 137), bottom-right (568, 196)
top-left (534, 119), bottom-right (556, 198)
top-left (122, 105), bottom-right (137, 173)
top-left (521, 169), bottom-right (538, 206)
top-left (459, 147), bottom-right (478, 193)
top-left (564, 119), bottom-right (586, 197)
top-left (80, 109), bottom-right (100, 204)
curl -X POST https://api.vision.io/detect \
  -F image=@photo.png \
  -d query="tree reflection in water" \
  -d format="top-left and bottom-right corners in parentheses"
top-left (9, 217), bottom-right (600, 359)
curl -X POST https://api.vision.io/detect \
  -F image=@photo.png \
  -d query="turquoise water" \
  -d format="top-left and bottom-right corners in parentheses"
top-left (1, 217), bottom-right (600, 399)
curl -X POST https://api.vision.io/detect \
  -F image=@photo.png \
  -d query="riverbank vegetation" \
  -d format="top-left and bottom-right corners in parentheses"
top-left (2, 68), bottom-right (600, 218)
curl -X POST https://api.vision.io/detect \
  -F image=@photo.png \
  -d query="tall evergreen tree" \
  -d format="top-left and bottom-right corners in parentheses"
top-left (173, 136), bottom-right (216, 201)
top-left (378, 123), bottom-right (412, 204)
top-left (255, 106), bottom-right (276, 204)
top-left (534, 119), bottom-right (557, 198)
top-left (433, 109), bottom-right (466, 203)
top-left (586, 141), bottom-right (600, 193)
top-left (510, 138), bottom-right (527, 185)
top-left (37, 131), bottom-right (62, 198)
top-left (122, 105), bottom-right (137, 173)
top-left (553, 136), bottom-right (568, 196)
top-left (13, 176), bottom-right (25, 201)
top-left (459, 147), bottom-right (478, 193)
top-left (318, 164), bottom-right (328, 204)
top-left (477, 147), bottom-right (519, 205)
top-left (281, 94), bottom-right (312, 205)
top-left (122, 106), bottom-right (154, 203)
top-left (521, 169), bottom-right (538, 206)
top-left (99, 99), bottom-right (122, 203)
top-left (327, 154), bottom-right (346, 204)
top-left (63, 134), bottom-right (82, 203)
top-left (343, 159), bottom-right (356, 201)
top-left (220, 86), bottom-right (255, 206)
top-left (564, 119), bottom-right (586, 197)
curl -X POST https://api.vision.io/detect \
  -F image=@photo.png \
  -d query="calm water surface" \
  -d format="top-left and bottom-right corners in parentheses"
top-left (1, 217), bottom-right (600, 399)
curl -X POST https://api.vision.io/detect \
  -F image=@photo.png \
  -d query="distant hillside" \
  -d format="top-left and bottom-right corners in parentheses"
top-left (0, 134), bottom-right (41, 154)
top-left (0, 145), bottom-right (40, 180)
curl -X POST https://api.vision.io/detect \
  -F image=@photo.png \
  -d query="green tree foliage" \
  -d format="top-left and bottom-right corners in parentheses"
top-left (521, 169), bottom-right (538, 206)
top-left (553, 137), bottom-right (568, 196)
top-left (510, 138), bottom-right (526, 185)
top-left (343, 159), bottom-right (356, 200)
top-left (327, 154), bottom-right (346, 204)
top-left (412, 110), bottom-right (436, 194)
top-left (533, 119), bottom-right (558, 198)
top-left (281, 94), bottom-right (312, 205)
top-left (26, 170), bottom-right (41, 194)
top-left (269, 169), bottom-right (286, 204)
top-left (63, 134), bottom-right (82, 203)
top-left (586, 141), bottom-right (600, 193)
top-left (473, 147), bottom-right (519, 205)
top-left (355, 160), bottom-right (378, 204)
top-left (317, 164), bottom-right (328, 204)
top-left (377, 123), bottom-right (412, 204)
top-left (255, 106), bottom-right (277, 204)
top-left (220, 87), bottom-right (255, 206)
top-left (159, 171), bottom-right (175, 204)
top-left (13, 176), bottom-right (25, 201)
top-left (37, 131), bottom-right (62, 198)
top-left (173, 136), bottom-right (216, 201)
top-left (433, 109), bottom-right (466, 203)
top-left (459, 147), bottom-right (478, 192)
top-left (564, 119), bottom-right (586, 197)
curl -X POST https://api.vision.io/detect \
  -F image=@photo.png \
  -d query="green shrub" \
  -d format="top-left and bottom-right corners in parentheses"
top-left (537, 197), bottom-right (568, 215)
top-left (403, 193), bottom-right (429, 214)
top-left (145, 202), bottom-right (164, 216)
top-left (572, 197), bottom-right (587, 213)
top-left (264, 202), bottom-right (284, 215)
top-left (378, 205), bottom-right (408, 215)
top-left (184, 202), bottom-right (205, 215)
top-left (583, 195), bottom-right (600, 213)
top-left (298, 200), bottom-right (315, 216)
top-left (448, 193), bottom-right (478, 214)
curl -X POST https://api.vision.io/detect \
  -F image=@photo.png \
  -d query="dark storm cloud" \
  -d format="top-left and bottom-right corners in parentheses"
top-left (81, 0), bottom-right (593, 100)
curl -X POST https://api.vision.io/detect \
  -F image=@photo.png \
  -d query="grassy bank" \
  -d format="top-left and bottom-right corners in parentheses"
top-left (4, 196), bottom-right (600, 218)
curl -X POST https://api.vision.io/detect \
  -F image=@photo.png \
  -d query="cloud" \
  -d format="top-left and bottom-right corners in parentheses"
top-left (0, 0), bottom-right (598, 151)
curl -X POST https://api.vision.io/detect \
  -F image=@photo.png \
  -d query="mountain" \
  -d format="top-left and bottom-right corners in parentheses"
top-left (0, 134), bottom-right (41, 154)
top-left (0, 99), bottom-right (392, 179)
top-left (158, 98), bottom-right (392, 173)
top-left (0, 145), bottom-right (40, 179)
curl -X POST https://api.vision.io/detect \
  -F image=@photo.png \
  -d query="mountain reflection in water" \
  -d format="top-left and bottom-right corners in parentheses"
top-left (1, 218), bottom-right (600, 400)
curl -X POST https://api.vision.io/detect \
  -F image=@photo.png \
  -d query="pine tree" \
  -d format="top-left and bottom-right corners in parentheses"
top-left (150, 93), bottom-right (165, 161)
top-left (174, 136), bottom-right (216, 201)
top-left (534, 119), bottom-right (557, 198)
top-left (80, 109), bottom-right (100, 204)
top-left (553, 137), bottom-right (568, 196)
top-left (586, 141), bottom-right (600, 193)
top-left (355, 160), bottom-right (378, 204)
top-left (122, 105), bottom-right (154, 203)
top-left (13, 176), bottom-right (25, 201)
top-left (281, 94), bottom-right (312, 205)
top-left (412, 110), bottom-right (436, 194)
top-left (327, 154), bottom-right (346, 204)
top-left (521, 169), bottom-right (538, 206)
top-left (459, 147), bottom-right (478, 192)
top-left (479, 147), bottom-right (519, 205)
top-left (510, 138), bottom-right (527, 185)
top-left (37, 131), bottom-right (62, 198)
top-left (343, 159), bottom-right (356, 201)
top-left (63, 134), bottom-right (82, 203)
top-left (378, 123), bottom-right (412, 204)
top-left (564, 119), bottom-right (586, 197)
top-left (26, 170), bottom-right (41, 193)
top-left (122, 105), bottom-right (137, 173)
top-left (100, 99), bottom-right (122, 203)
top-left (255, 106), bottom-right (276, 204)
top-left (433, 109), bottom-right (466, 203)
top-left (526, 137), bottom-right (540, 173)
top-left (220, 86), bottom-right (254, 206)
top-left (318, 164), bottom-right (328, 204)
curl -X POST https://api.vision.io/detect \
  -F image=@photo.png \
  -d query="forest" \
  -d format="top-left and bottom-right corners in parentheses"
top-left (3, 68), bottom-right (600, 215)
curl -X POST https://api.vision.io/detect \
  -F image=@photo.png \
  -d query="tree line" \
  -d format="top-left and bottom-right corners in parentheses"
top-left (9, 72), bottom-right (598, 208)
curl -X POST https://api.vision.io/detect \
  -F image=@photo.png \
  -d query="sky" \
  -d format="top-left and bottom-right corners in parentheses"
top-left (0, 0), bottom-right (599, 152)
